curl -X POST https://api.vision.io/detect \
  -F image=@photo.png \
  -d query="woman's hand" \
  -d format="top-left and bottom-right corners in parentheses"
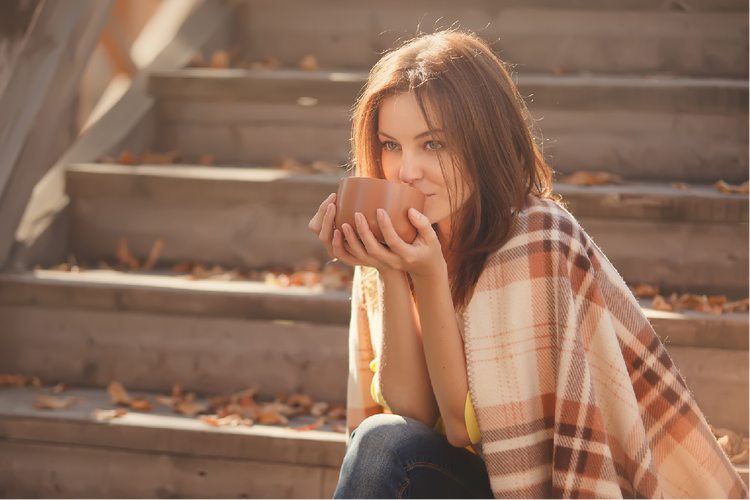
top-left (342, 207), bottom-right (446, 280)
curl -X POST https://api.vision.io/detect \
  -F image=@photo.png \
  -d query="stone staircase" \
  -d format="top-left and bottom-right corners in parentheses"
top-left (0, 0), bottom-right (747, 496)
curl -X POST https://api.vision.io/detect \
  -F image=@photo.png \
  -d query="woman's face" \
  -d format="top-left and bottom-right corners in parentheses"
top-left (377, 92), bottom-right (469, 236)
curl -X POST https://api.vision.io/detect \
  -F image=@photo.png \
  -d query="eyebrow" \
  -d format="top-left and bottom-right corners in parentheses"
top-left (378, 130), bottom-right (445, 141)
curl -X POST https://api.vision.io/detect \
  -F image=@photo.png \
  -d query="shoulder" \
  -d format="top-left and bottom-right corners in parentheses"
top-left (476, 196), bottom-right (596, 290)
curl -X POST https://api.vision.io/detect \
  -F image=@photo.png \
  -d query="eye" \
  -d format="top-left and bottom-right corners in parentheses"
top-left (425, 140), bottom-right (443, 151)
top-left (381, 141), bottom-right (399, 151)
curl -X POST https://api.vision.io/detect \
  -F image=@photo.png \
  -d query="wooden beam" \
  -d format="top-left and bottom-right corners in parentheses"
top-left (0, 0), bottom-right (114, 269)
top-left (7, 0), bottom-right (232, 271)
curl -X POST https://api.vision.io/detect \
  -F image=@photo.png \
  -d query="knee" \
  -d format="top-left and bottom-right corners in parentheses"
top-left (349, 413), bottom-right (436, 458)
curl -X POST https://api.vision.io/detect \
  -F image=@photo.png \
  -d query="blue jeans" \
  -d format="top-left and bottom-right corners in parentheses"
top-left (333, 414), bottom-right (493, 499)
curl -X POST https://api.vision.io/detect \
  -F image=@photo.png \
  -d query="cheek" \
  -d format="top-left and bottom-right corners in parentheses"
top-left (381, 154), bottom-right (400, 182)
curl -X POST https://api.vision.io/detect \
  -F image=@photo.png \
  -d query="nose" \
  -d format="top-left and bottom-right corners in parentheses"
top-left (398, 150), bottom-right (423, 185)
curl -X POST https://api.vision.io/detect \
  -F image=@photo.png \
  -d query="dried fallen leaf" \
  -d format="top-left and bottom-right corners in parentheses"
top-left (174, 401), bottom-right (207, 417)
top-left (142, 238), bottom-right (165, 271)
top-left (115, 239), bottom-right (140, 270)
top-left (34, 395), bottom-right (77, 410)
top-left (274, 391), bottom-right (288, 404)
top-left (560, 171), bottom-right (623, 186)
top-left (715, 180), bottom-right (749, 194)
top-left (52, 382), bottom-right (70, 394)
top-left (630, 283), bottom-right (659, 298)
top-left (0, 374), bottom-right (29, 387)
top-left (155, 394), bottom-right (177, 407)
top-left (670, 182), bottom-right (690, 191)
top-left (210, 50), bottom-right (231, 69)
top-left (171, 261), bottom-right (195, 274)
top-left (198, 154), bottom-right (215, 166)
top-left (118, 150), bottom-right (140, 165)
top-left (290, 417), bottom-right (327, 432)
top-left (310, 401), bottom-right (330, 417)
top-left (93, 408), bottom-right (128, 420)
top-left (30, 376), bottom-right (43, 388)
top-left (332, 423), bottom-right (347, 433)
top-left (298, 54), bottom-right (320, 71)
top-left (724, 298), bottom-right (749, 313)
top-left (248, 55), bottom-right (282, 71)
top-left (730, 449), bottom-right (749, 464)
top-left (287, 393), bottom-right (314, 408)
top-left (172, 382), bottom-right (184, 400)
top-left (651, 295), bottom-right (674, 312)
top-left (256, 410), bottom-right (289, 425)
top-left (108, 381), bottom-right (132, 406)
top-left (142, 151), bottom-right (182, 165)
top-left (326, 404), bottom-right (346, 420)
top-left (129, 397), bottom-right (154, 412)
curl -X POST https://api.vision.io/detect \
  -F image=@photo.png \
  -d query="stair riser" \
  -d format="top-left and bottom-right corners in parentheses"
top-left (579, 217), bottom-right (748, 296)
top-left (70, 196), bottom-right (334, 271)
top-left (0, 441), bottom-right (339, 499)
top-left (235, 3), bottom-right (749, 77)
top-left (0, 306), bottom-right (348, 403)
top-left (154, 99), bottom-right (748, 182)
top-left (666, 346), bottom-right (749, 434)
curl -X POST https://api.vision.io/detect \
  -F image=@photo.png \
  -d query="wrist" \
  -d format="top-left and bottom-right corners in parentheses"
top-left (409, 259), bottom-right (448, 288)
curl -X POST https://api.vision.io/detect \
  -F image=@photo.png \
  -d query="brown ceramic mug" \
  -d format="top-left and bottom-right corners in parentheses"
top-left (335, 177), bottom-right (426, 244)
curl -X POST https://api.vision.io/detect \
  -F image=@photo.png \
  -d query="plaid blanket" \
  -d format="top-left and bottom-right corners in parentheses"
top-left (346, 196), bottom-right (747, 498)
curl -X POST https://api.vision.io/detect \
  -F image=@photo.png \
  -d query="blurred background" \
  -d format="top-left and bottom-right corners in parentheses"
top-left (0, 0), bottom-right (747, 497)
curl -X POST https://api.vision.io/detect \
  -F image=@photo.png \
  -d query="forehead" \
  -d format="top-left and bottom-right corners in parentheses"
top-left (378, 92), bottom-right (442, 133)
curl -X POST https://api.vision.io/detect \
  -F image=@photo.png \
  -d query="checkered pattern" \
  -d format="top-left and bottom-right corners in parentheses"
top-left (346, 196), bottom-right (747, 498)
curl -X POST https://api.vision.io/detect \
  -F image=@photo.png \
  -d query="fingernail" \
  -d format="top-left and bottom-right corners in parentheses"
top-left (410, 208), bottom-right (421, 219)
top-left (377, 209), bottom-right (384, 221)
top-left (355, 213), bottom-right (362, 225)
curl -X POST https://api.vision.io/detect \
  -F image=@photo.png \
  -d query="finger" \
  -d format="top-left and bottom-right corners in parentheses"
top-left (308, 193), bottom-right (336, 233)
top-left (408, 208), bottom-right (438, 242)
top-left (376, 209), bottom-right (410, 253)
top-left (317, 202), bottom-right (337, 254)
top-left (355, 212), bottom-right (395, 262)
top-left (341, 223), bottom-right (369, 261)
top-left (331, 229), bottom-right (361, 267)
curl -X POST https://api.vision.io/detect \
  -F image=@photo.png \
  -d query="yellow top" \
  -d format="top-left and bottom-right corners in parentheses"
top-left (369, 359), bottom-right (482, 448)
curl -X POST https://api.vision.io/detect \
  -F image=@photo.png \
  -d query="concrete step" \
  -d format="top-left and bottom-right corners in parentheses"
top-left (0, 271), bottom-right (349, 402)
top-left (0, 386), bottom-right (345, 498)
top-left (231, 0), bottom-right (748, 77)
top-left (0, 270), bottom-right (747, 431)
top-left (65, 163), bottom-right (748, 295)
top-left (149, 70), bottom-right (748, 182)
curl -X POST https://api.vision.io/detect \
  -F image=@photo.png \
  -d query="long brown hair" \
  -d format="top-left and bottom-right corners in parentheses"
top-left (352, 30), bottom-right (554, 309)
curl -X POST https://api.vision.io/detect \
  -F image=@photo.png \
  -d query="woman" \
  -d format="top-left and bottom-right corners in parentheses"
top-left (308, 30), bottom-right (746, 499)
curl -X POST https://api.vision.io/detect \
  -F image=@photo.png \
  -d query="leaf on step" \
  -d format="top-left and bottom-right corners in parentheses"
top-left (0, 374), bottom-right (29, 387)
top-left (332, 423), bottom-right (347, 433)
top-left (118, 150), bottom-right (140, 165)
top-left (129, 397), bottom-right (154, 412)
top-left (670, 182), bottom-right (690, 191)
top-left (30, 376), bottom-right (43, 388)
top-left (174, 401), bottom-right (207, 417)
top-left (141, 151), bottom-right (182, 165)
top-left (198, 154), bottom-right (215, 166)
top-left (559, 171), bottom-right (623, 186)
top-left (108, 381), bottom-right (132, 406)
top-left (34, 395), bottom-right (78, 410)
top-left (171, 382), bottom-right (184, 400)
top-left (155, 394), bottom-right (178, 407)
top-left (115, 238), bottom-right (140, 270)
top-left (724, 298), bottom-right (749, 313)
top-left (93, 408), bottom-right (128, 420)
top-left (730, 449), bottom-right (749, 464)
top-left (188, 52), bottom-right (206, 68)
top-left (52, 382), bottom-right (70, 394)
top-left (326, 404), bottom-right (346, 420)
top-left (298, 54), bottom-right (320, 71)
top-left (310, 401), bottom-right (330, 418)
top-left (311, 160), bottom-right (339, 174)
top-left (651, 295), bottom-right (674, 312)
top-left (274, 391), bottom-right (288, 404)
top-left (142, 238), bottom-right (165, 271)
top-left (290, 417), bottom-right (327, 432)
top-left (171, 261), bottom-right (195, 274)
top-left (286, 393), bottom-right (314, 409)
top-left (715, 180), bottom-right (750, 194)
top-left (629, 283), bottom-right (659, 298)
top-left (247, 55), bottom-right (282, 71)
top-left (256, 410), bottom-right (288, 425)
top-left (210, 50), bottom-right (231, 69)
